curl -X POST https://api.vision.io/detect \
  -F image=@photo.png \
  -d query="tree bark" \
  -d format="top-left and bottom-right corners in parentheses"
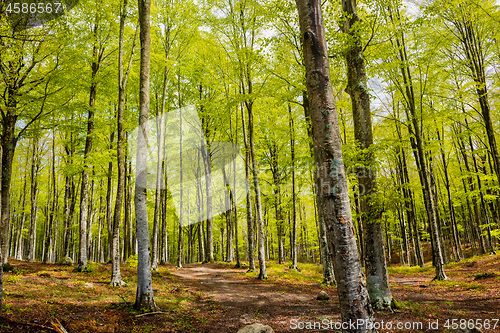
top-left (135, 0), bottom-right (157, 311)
top-left (289, 105), bottom-right (299, 271)
top-left (111, 0), bottom-right (136, 286)
top-left (43, 130), bottom-right (57, 264)
top-left (76, 20), bottom-right (101, 272)
top-left (247, 100), bottom-right (267, 280)
top-left (241, 101), bottom-right (255, 271)
top-left (342, 0), bottom-right (392, 308)
top-left (27, 138), bottom-right (40, 263)
top-left (303, 92), bottom-right (335, 285)
top-left (0, 145), bottom-right (3, 313)
top-left (295, 0), bottom-right (374, 329)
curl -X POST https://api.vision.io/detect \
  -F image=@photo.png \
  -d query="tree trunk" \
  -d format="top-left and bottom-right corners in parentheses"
top-left (388, 5), bottom-right (447, 280)
top-left (152, 48), bottom-right (168, 271)
top-left (15, 172), bottom-right (27, 260)
top-left (241, 102), bottom-right (255, 271)
top-left (62, 161), bottom-right (76, 258)
top-left (342, 0), bottom-right (392, 308)
top-left (1, 112), bottom-right (17, 265)
top-left (27, 138), bottom-right (40, 263)
top-left (202, 145), bottom-right (214, 263)
top-left (395, 122), bottom-right (424, 267)
top-left (177, 79), bottom-right (184, 270)
top-left (111, 0), bottom-right (135, 286)
top-left (43, 130), bottom-right (57, 264)
top-left (135, 0), bottom-right (157, 311)
top-left (0, 145), bottom-right (4, 313)
top-left (289, 105), bottom-right (299, 272)
top-left (303, 92), bottom-right (335, 285)
top-left (247, 100), bottom-right (267, 280)
top-left (437, 129), bottom-right (462, 260)
top-left (76, 21), bottom-right (100, 272)
top-left (232, 152), bottom-right (241, 268)
top-left (295, 0), bottom-right (374, 329)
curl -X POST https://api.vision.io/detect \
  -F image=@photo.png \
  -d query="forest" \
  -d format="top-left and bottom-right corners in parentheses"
top-left (0, 0), bottom-right (500, 332)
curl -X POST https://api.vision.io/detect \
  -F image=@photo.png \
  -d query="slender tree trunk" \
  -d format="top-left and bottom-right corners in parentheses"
top-left (152, 64), bottom-right (168, 271)
top-left (0, 145), bottom-right (2, 313)
top-left (177, 80), bottom-right (184, 270)
top-left (43, 130), bottom-right (57, 264)
top-left (241, 102), bottom-right (255, 271)
top-left (437, 129), bottom-right (462, 260)
top-left (87, 173), bottom-right (95, 261)
top-left (111, 0), bottom-right (135, 286)
top-left (62, 165), bottom-right (76, 258)
top-left (247, 100), bottom-right (267, 279)
top-left (389, 6), bottom-right (447, 280)
top-left (289, 105), bottom-right (299, 272)
top-left (395, 123), bottom-right (424, 267)
top-left (135, 0), bottom-right (157, 311)
top-left (15, 173), bottom-right (27, 260)
top-left (77, 21), bottom-right (100, 272)
top-left (295, 0), bottom-right (374, 328)
top-left (27, 138), bottom-right (40, 263)
top-left (202, 145), bottom-right (213, 263)
top-left (232, 149), bottom-right (241, 268)
top-left (160, 175), bottom-right (169, 264)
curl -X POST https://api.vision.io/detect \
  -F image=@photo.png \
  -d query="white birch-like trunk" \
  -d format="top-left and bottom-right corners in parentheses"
top-left (134, 0), bottom-right (156, 311)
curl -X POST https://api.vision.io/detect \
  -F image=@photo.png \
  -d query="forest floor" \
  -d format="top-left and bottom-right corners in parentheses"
top-left (0, 253), bottom-right (499, 333)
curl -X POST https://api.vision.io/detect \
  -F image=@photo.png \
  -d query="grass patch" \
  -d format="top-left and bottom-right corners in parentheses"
top-left (387, 265), bottom-right (434, 275)
top-left (244, 261), bottom-right (325, 285)
top-left (431, 279), bottom-right (482, 290)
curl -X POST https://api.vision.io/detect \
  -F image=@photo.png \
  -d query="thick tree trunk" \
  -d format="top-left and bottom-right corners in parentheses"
top-left (342, 0), bottom-right (392, 308)
top-left (135, 0), bottom-right (157, 311)
top-left (303, 93), bottom-right (335, 285)
top-left (295, 0), bottom-right (374, 329)
top-left (1, 113), bottom-right (17, 265)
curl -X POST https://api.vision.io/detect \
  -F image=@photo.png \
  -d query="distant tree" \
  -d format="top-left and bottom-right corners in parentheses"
top-left (110, 0), bottom-right (137, 286)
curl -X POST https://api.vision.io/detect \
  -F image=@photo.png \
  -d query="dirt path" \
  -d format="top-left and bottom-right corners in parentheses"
top-left (170, 261), bottom-right (500, 333)
top-left (170, 263), bottom-right (340, 332)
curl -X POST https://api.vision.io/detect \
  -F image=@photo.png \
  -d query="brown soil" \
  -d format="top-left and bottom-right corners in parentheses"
top-left (1, 255), bottom-right (499, 333)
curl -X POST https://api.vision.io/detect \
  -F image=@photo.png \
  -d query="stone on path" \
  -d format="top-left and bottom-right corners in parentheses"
top-left (316, 291), bottom-right (329, 301)
top-left (57, 256), bottom-right (74, 266)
